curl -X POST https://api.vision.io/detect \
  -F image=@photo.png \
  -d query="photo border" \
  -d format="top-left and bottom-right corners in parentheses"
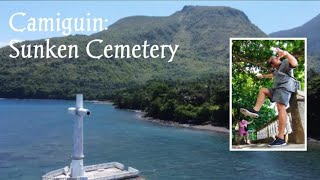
top-left (229, 37), bottom-right (307, 151)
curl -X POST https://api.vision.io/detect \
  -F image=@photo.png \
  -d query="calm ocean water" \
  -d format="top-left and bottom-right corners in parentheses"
top-left (0, 99), bottom-right (319, 180)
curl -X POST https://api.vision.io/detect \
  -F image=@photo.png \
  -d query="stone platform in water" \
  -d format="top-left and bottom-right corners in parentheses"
top-left (42, 95), bottom-right (142, 180)
top-left (42, 162), bottom-right (141, 180)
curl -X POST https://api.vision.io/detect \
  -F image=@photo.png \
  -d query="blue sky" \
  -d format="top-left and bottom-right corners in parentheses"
top-left (1, 1), bottom-right (320, 47)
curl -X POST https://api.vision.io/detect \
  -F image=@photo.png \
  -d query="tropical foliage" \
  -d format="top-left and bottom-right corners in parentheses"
top-left (112, 77), bottom-right (229, 127)
top-left (307, 72), bottom-right (320, 139)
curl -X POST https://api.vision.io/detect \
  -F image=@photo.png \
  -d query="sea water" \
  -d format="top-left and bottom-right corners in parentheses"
top-left (0, 99), bottom-right (319, 179)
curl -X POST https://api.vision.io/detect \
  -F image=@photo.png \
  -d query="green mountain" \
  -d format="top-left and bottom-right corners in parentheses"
top-left (270, 13), bottom-right (320, 72)
top-left (0, 6), bottom-right (265, 99)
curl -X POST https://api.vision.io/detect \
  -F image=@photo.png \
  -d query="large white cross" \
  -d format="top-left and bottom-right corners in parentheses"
top-left (67, 94), bottom-right (90, 178)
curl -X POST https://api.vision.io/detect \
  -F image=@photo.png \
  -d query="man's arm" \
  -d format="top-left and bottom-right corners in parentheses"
top-left (284, 51), bottom-right (298, 68)
top-left (257, 73), bottom-right (273, 79)
top-left (277, 48), bottom-right (298, 68)
top-left (247, 120), bottom-right (254, 124)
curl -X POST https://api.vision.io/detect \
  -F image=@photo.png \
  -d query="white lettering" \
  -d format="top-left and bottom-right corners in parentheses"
top-left (86, 39), bottom-right (103, 59)
top-left (168, 45), bottom-right (179, 62)
top-left (9, 12), bottom-right (26, 32)
top-left (9, 40), bottom-right (20, 58)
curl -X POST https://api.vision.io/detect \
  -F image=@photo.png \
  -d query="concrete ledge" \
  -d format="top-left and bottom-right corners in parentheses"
top-left (42, 162), bottom-right (140, 180)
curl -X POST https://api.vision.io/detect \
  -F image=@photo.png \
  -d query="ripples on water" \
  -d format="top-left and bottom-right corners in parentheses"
top-left (0, 99), bottom-right (319, 180)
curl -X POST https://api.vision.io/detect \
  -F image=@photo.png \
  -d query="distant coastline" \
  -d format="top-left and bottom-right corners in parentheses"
top-left (132, 109), bottom-right (229, 134)
top-left (1, 98), bottom-right (318, 140)
top-left (88, 100), bottom-right (113, 104)
top-left (0, 97), bottom-right (113, 104)
top-left (0, 96), bottom-right (228, 133)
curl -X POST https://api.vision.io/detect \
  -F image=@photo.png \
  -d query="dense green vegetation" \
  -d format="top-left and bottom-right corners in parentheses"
top-left (232, 40), bottom-right (305, 131)
top-left (307, 72), bottom-right (320, 139)
top-left (0, 6), bottom-right (264, 100)
top-left (112, 77), bottom-right (229, 127)
top-left (0, 6), bottom-right (262, 127)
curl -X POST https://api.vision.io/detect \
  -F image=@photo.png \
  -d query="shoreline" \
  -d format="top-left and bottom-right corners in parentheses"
top-left (87, 100), bottom-right (113, 104)
top-left (2, 98), bottom-right (319, 141)
top-left (0, 97), bottom-right (113, 104)
top-left (134, 110), bottom-right (229, 134)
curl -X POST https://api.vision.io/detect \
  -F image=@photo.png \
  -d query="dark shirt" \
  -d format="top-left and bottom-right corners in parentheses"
top-left (272, 59), bottom-right (296, 92)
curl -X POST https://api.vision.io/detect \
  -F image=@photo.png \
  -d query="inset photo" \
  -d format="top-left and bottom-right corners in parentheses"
top-left (230, 38), bottom-right (307, 151)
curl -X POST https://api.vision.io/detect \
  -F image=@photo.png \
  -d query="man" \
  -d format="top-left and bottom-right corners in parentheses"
top-left (240, 48), bottom-right (298, 147)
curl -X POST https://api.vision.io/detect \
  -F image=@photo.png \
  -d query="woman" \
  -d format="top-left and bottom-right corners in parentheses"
top-left (238, 119), bottom-right (253, 145)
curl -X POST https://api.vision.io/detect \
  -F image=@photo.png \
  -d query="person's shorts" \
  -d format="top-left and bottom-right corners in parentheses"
top-left (239, 128), bottom-right (248, 136)
top-left (268, 88), bottom-right (292, 106)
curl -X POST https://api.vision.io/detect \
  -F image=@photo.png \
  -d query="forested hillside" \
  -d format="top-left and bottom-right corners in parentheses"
top-left (0, 6), bottom-right (265, 100)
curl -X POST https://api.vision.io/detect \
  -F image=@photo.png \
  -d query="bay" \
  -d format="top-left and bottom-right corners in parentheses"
top-left (0, 99), bottom-right (319, 179)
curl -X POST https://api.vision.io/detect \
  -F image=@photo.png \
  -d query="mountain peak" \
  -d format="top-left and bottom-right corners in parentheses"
top-left (179, 5), bottom-right (243, 13)
top-left (174, 6), bottom-right (250, 23)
